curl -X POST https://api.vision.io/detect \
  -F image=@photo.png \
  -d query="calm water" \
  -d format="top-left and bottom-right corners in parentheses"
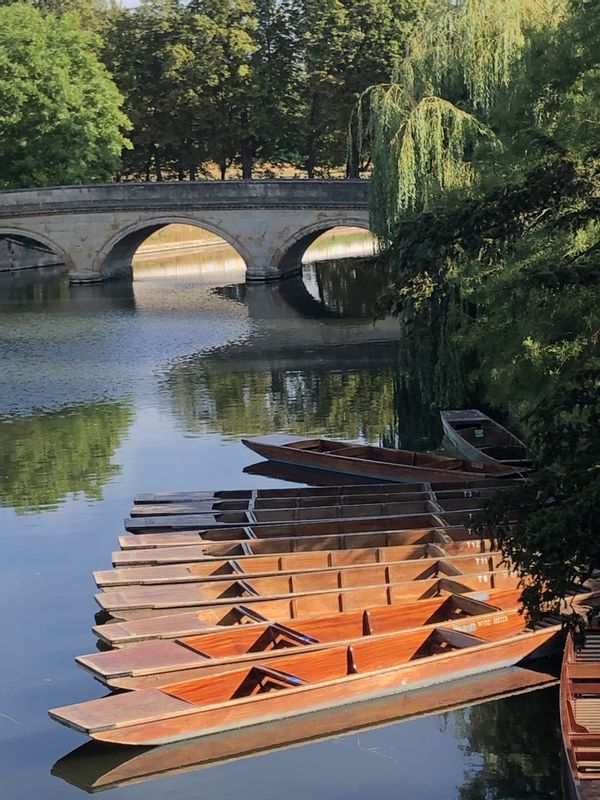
top-left (0, 237), bottom-right (562, 799)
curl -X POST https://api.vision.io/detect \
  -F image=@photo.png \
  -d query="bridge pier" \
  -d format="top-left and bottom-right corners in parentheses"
top-left (245, 263), bottom-right (302, 282)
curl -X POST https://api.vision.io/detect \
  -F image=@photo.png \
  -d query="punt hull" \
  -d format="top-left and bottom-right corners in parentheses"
top-left (93, 585), bottom-right (522, 648)
top-left (440, 410), bottom-right (531, 467)
top-left (52, 664), bottom-right (558, 793)
top-left (95, 548), bottom-right (499, 589)
top-left (123, 496), bottom-right (487, 534)
top-left (50, 626), bottom-right (561, 746)
top-left (560, 632), bottom-right (600, 800)
top-left (95, 569), bottom-right (516, 621)
top-left (242, 435), bottom-right (521, 483)
top-left (79, 599), bottom-right (524, 690)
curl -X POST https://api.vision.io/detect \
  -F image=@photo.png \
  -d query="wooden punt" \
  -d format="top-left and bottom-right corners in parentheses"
top-left (93, 583), bottom-right (521, 649)
top-left (130, 484), bottom-right (509, 518)
top-left (118, 510), bottom-right (479, 549)
top-left (134, 482), bottom-right (434, 505)
top-left (135, 481), bottom-right (520, 507)
top-left (52, 664), bottom-right (559, 793)
top-left (241, 434), bottom-right (525, 483)
top-left (94, 567), bottom-right (518, 625)
top-left (560, 629), bottom-right (600, 800)
top-left (95, 560), bottom-right (515, 621)
top-left (49, 617), bottom-right (562, 746)
top-left (79, 589), bottom-right (525, 689)
top-left (96, 543), bottom-right (499, 588)
top-left (113, 524), bottom-right (486, 566)
top-left (124, 494), bottom-right (488, 533)
top-left (244, 454), bottom-right (528, 488)
top-left (441, 409), bottom-right (532, 469)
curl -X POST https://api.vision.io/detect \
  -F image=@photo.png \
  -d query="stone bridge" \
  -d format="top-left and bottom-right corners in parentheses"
top-left (0, 180), bottom-right (370, 283)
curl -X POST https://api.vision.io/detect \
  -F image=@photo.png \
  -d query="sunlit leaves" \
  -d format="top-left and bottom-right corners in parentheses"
top-left (0, 4), bottom-right (130, 187)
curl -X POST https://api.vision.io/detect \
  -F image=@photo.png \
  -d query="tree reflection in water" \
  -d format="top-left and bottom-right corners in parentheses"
top-left (303, 256), bottom-right (391, 319)
top-left (165, 344), bottom-right (443, 450)
top-left (0, 400), bottom-right (133, 513)
top-left (450, 686), bottom-right (561, 800)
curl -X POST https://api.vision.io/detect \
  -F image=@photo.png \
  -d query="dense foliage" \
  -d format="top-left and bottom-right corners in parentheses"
top-left (366, 0), bottom-right (600, 622)
top-left (0, 0), bottom-right (430, 184)
top-left (0, 3), bottom-right (130, 187)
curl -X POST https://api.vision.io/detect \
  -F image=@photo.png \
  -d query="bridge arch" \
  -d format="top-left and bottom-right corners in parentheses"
top-left (92, 215), bottom-right (252, 280)
top-left (0, 226), bottom-right (73, 270)
top-left (273, 218), bottom-right (373, 278)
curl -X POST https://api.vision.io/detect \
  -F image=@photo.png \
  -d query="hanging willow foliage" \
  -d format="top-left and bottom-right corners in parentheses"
top-left (400, 0), bottom-right (564, 112)
top-left (352, 0), bottom-right (566, 239)
top-left (354, 87), bottom-right (494, 240)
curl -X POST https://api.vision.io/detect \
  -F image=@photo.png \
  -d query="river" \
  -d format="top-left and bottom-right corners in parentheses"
top-left (0, 229), bottom-right (562, 799)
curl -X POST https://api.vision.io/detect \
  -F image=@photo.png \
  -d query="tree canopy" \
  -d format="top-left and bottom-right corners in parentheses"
top-left (0, 3), bottom-right (130, 188)
top-left (365, 0), bottom-right (600, 623)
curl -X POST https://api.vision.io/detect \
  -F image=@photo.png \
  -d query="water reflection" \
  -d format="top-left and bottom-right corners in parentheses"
top-left (165, 350), bottom-right (400, 440)
top-left (0, 401), bottom-right (134, 513)
top-left (0, 265), bottom-right (69, 305)
top-left (303, 257), bottom-right (391, 318)
top-left (453, 685), bottom-right (562, 799)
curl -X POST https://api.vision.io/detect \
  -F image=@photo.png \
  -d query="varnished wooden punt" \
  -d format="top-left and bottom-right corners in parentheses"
top-left (561, 630), bottom-right (600, 800)
top-left (118, 510), bottom-right (478, 549)
top-left (124, 495), bottom-right (487, 533)
top-left (113, 525), bottom-right (485, 566)
top-left (95, 561), bottom-right (515, 621)
top-left (245, 454), bottom-right (528, 487)
top-left (49, 618), bottom-right (562, 746)
top-left (441, 409), bottom-right (532, 469)
top-left (96, 543), bottom-right (498, 588)
top-left (93, 584), bottom-right (521, 649)
top-left (95, 571), bottom-right (519, 639)
top-left (241, 434), bottom-right (525, 483)
top-left (51, 665), bottom-right (559, 793)
top-left (134, 479), bottom-right (521, 505)
top-left (79, 590), bottom-right (525, 689)
top-left (130, 485), bottom-right (507, 517)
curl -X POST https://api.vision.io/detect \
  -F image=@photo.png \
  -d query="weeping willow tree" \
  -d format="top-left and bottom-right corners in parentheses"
top-left (359, 0), bottom-right (600, 624)
top-left (349, 0), bottom-right (568, 406)
top-left (352, 0), bottom-right (566, 239)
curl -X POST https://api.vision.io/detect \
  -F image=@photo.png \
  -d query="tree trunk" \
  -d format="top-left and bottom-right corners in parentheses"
top-left (240, 136), bottom-right (255, 180)
top-left (220, 161), bottom-right (227, 180)
top-left (189, 165), bottom-right (197, 181)
top-left (155, 149), bottom-right (163, 182)
top-left (306, 137), bottom-right (316, 179)
top-left (177, 166), bottom-right (185, 181)
top-left (346, 139), bottom-right (360, 178)
top-left (145, 158), bottom-right (152, 182)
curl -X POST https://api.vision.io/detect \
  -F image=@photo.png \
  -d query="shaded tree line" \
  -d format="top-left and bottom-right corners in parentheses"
top-left (0, 0), bottom-right (431, 186)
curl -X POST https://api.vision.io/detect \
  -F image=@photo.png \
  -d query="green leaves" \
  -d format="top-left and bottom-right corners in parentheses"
top-left (370, 0), bottom-right (600, 623)
top-left (0, 3), bottom-right (130, 187)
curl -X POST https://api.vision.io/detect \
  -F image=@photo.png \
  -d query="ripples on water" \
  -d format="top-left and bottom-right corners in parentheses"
top-left (0, 229), bottom-right (563, 800)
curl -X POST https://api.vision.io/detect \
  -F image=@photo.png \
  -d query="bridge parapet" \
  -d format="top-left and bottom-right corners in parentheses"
top-left (0, 180), bottom-right (371, 283)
